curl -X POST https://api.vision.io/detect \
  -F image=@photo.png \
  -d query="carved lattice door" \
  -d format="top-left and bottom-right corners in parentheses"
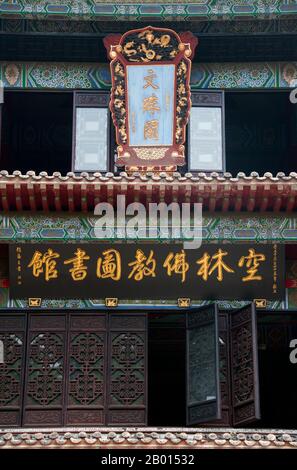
top-left (65, 313), bottom-right (107, 425)
top-left (107, 313), bottom-right (147, 425)
top-left (202, 304), bottom-right (260, 427)
top-left (0, 314), bottom-right (26, 426)
top-left (186, 304), bottom-right (221, 425)
top-left (230, 303), bottom-right (260, 425)
top-left (23, 313), bottom-right (67, 426)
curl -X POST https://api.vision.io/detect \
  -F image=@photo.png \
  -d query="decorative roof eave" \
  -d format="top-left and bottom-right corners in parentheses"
top-left (0, 427), bottom-right (296, 449)
top-left (1, 171), bottom-right (297, 212)
top-left (1, 1), bottom-right (297, 22)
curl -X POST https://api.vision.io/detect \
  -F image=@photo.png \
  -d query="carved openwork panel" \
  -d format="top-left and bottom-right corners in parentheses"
top-left (26, 332), bottom-right (64, 407)
top-left (107, 314), bottom-right (147, 425)
top-left (66, 313), bottom-right (107, 425)
top-left (217, 317), bottom-right (231, 424)
top-left (68, 333), bottom-right (105, 406)
top-left (0, 315), bottom-right (26, 426)
top-left (109, 333), bottom-right (145, 406)
top-left (230, 304), bottom-right (260, 426)
top-left (75, 93), bottom-right (109, 107)
top-left (0, 311), bottom-right (149, 427)
top-left (0, 334), bottom-right (24, 406)
top-left (23, 314), bottom-right (66, 427)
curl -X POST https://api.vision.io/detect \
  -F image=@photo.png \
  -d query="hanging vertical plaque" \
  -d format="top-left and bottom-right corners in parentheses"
top-left (105, 26), bottom-right (198, 171)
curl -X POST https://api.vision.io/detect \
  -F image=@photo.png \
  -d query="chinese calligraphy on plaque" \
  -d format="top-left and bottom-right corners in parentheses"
top-left (127, 65), bottom-right (175, 147)
top-left (106, 26), bottom-right (198, 170)
top-left (9, 244), bottom-right (284, 301)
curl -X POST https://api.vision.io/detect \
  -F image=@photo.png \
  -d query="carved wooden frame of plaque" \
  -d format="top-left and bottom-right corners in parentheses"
top-left (105, 26), bottom-right (198, 172)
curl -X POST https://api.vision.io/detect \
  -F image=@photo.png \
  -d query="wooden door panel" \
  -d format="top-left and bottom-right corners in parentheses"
top-left (65, 313), bottom-right (107, 425)
top-left (186, 305), bottom-right (220, 425)
top-left (230, 303), bottom-right (260, 426)
top-left (22, 313), bottom-right (67, 427)
top-left (107, 313), bottom-right (147, 425)
top-left (0, 314), bottom-right (26, 427)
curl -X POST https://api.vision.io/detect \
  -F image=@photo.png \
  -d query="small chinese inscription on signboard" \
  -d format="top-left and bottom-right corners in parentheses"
top-left (9, 244), bottom-right (284, 301)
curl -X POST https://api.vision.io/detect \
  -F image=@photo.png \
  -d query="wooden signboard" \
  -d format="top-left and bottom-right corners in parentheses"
top-left (104, 26), bottom-right (198, 171)
top-left (10, 243), bottom-right (284, 301)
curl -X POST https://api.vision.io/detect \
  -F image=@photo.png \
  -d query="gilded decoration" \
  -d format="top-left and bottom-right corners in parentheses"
top-left (106, 26), bottom-right (197, 171)
top-left (120, 29), bottom-right (179, 63)
top-left (1, 61), bottom-right (297, 90)
top-left (176, 60), bottom-right (189, 145)
top-left (134, 147), bottom-right (169, 160)
top-left (3, 63), bottom-right (20, 86)
top-left (111, 60), bottom-right (127, 145)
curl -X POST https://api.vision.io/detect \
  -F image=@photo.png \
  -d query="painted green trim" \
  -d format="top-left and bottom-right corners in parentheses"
top-left (7, 297), bottom-right (284, 310)
top-left (0, 213), bottom-right (297, 242)
top-left (1, 61), bottom-right (297, 90)
top-left (2, 18), bottom-right (297, 34)
top-left (1, 1), bottom-right (297, 21)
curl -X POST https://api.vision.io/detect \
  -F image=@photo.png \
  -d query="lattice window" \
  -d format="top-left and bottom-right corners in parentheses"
top-left (66, 314), bottom-right (107, 425)
top-left (0, 315), bottom-right (26, 426)
top-left (23, 314), bottom-right (67, 426)
top-left (0, 311), bottom-right (147, 427)
top-left (107, 313), bottom-right (147, 425)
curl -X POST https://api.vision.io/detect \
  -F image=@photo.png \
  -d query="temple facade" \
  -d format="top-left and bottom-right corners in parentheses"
top-left (1, 0), bottom-right (297, 450)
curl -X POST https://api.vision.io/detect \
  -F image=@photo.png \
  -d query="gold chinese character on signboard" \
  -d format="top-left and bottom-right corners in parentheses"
top-left (163, 250), bottom-right (189, 283)
top-left (28, 249), bottom-right (60, 281)
top-left (128, 249), bottom-right (156, 281)
top-left (196, 249), bottom-right (235, 282)
top-left (64, 248), bottom-right (90, 281)
top-left (143, 94), bottom-right (160, 115)
top-left (144, 119), bottom-right (159, 140)
top-left (97, 249), bottom-right (121, 281)
top-left (143, 69), bottom-right (159, 90)
top-left (238, 248), bottom-right (266, 282)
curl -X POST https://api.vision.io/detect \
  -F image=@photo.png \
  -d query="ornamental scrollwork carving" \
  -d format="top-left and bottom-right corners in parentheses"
top-left (176, 60), bottom-right (190, 145)
top-left (111, 60), bottom-right (127, 145)
top-left (121, 29), bottom-right (179, 63)
top-left (105, 26), bottom-right (198, 171)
